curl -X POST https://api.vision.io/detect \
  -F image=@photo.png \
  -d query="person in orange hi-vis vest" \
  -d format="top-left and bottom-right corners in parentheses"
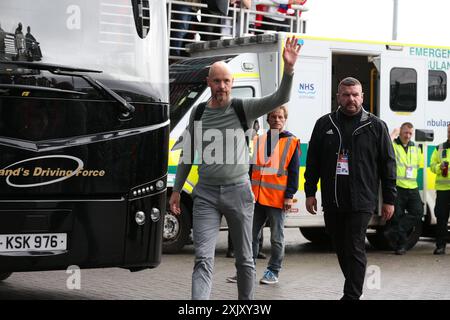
top-left (251, 105), bottom-right (300, 284)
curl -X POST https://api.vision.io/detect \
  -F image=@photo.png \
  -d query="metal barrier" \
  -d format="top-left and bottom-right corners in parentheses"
top-left (0, 30), bottom-right (42, 62)
top-left (167, 0), bottom-right (308, 60)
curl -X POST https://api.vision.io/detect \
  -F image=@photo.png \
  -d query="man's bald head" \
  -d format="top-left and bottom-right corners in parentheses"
top-left (208, 61), bottom-right (232, 78)
top-left (207, 61), bottom-right (234, 108)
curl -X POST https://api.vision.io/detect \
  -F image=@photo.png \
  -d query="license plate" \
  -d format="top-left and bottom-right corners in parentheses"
top-left (0, 233), bottom-right (67, 252)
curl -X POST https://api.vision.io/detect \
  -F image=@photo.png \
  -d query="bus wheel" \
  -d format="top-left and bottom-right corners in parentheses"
top-left (299, 227), bottom-right (331, 244)
top-left (163, 202), bottom-right (191, 254)
top-left (0, 273), bottom-right (12, 281)
top-left (367, 223), bottom-right (423, 250)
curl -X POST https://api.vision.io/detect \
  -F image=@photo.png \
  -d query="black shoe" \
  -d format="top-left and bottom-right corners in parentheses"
top-left (226, 250), bottom-right (234, 258)
top-left (395, 247), bottom-right (406, 255)
top-left (257, 252), bottom-right (267, 259)
top-left (434, 247), bottom-right (446, 255)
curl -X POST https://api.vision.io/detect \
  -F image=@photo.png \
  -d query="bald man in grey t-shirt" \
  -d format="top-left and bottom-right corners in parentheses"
top-left (169, 37), bottom-right (302, 300)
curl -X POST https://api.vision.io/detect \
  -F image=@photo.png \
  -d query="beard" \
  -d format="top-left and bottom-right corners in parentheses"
top-left (341, 102), bottom-right (361, 115)
top-left (215, 92), bottom-right (229, 104)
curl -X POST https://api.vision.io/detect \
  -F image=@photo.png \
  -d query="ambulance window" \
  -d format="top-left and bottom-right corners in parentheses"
top-left (232, 86), bottom-right (255, 98)
top-left (428, 70), bottom-right (447, 101)
top-left (390, 68), bottom-right (417, 112)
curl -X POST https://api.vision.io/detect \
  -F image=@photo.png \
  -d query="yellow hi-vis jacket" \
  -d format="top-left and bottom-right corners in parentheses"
top-left (393, 139), bottom-right (423, 189)
top-left (430, 142), bottom-right (450, 191)
top-left (251, 132), bottom-right (299, 209)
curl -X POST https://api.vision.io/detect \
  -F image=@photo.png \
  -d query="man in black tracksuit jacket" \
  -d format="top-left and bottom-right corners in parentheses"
top-left (304, 77), bottom-right (397, 300)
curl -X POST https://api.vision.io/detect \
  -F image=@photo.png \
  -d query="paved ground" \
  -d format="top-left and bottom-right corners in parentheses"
top-left (0, 228), bottom-right (449, 300)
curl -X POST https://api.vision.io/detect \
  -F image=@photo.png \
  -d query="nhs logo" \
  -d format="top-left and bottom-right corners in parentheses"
top-left (298, 83), bottom-right (316, 99)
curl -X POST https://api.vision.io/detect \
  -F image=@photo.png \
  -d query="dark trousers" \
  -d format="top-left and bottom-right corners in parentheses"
top-left (170, 4), bottom-right (195, 56)
top-left (435, 190), bottom-right (450, 248)
top-left (387, 187), bottom-right (423, 249)
top-left (324, 209), bottom-right (372, 300)
top-left (199, 6), bottom-right (222, 41)
top-left (262, 17), bottom-right (290, 32)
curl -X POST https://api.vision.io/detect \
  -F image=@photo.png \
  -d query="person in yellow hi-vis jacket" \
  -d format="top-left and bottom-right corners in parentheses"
top-left (430, 124), bottom-right (450, 255)
top-left (384, 122), bottom-right (424, 255)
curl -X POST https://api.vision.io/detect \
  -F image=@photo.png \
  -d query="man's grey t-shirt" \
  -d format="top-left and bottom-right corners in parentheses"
top-left (173, 72), bottom-right (293, 192)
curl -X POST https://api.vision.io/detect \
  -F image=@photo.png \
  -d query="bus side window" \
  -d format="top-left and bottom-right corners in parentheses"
top-left (131, 0), bottom-right (151, 39)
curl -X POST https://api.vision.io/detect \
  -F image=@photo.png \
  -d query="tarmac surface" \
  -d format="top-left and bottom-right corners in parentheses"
top-left (0, 228), bottom-right (449, 300)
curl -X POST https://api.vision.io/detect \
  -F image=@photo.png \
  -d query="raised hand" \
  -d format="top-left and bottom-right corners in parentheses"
top-left (283, 36), bottom-right (302, 75)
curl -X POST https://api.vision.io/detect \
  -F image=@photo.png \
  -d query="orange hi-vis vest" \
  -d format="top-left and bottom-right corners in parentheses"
top-left (251, 132), bottom-right (300, 209)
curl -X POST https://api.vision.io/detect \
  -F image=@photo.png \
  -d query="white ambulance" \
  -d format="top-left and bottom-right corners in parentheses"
top-left (164, 32), bottom-right (448, 253)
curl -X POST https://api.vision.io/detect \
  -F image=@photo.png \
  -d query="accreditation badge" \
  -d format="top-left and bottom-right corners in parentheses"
top-left (406, 166), bottom-right (414, 179)
top-left (336, 152), bottom-right (349, 176)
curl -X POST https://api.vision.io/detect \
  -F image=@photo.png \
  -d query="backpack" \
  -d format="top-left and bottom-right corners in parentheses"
top-left (191, 99), bottom-right (250, 163)
top-left (194, 99), bottom-right (248, 132)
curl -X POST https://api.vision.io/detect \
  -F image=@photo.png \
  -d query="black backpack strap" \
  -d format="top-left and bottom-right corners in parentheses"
top-left (190, 102), bottom-right (207, 164)
top-left (231, 99), bottom-right (250, 146)
top-left (194, 102), bottom-right (207, 122)
top-left (196, 100), bottom-right (247, 131)
top-left (189, 100), bottom-right (248, 163)
top-left (232, 99), bottom-right (248, 132)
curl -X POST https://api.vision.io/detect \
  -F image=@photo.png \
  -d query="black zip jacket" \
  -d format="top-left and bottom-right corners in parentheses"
top-left (304, 108), bottom-right (397, 212)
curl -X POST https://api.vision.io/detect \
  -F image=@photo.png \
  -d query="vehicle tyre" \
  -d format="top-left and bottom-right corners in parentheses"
top-left (0, 272), bottom-right (12, 281)
top-left (163, 201), bottom-right (191, 254)
top-left (367, 222), bottom-right (423, 250)
top-left (421, 205), bottom-right (435, 238)
top-left (299, 227), bottom-right (331, 244)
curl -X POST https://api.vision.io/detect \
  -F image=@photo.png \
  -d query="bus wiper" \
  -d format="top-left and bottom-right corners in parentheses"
top-left (0, 61), bottom-right (102, 74)
top-left (75, 75), bottom-right (136, 119)
top-left (0, 84), bottom-right (87, 96)
top-left (0, 61), bottom-right (135, 119)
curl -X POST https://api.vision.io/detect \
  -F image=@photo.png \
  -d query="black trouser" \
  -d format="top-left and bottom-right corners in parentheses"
top-left (262, 17), bottom-right (290, 32)
top-left (387, 187), bottom-right (423, 249)
top-left (435, 190), bottom-right (450, 248)
top-left (324, 209), bottom-right (372, 300)
top-left (199, 6), bottom-right (222, 41)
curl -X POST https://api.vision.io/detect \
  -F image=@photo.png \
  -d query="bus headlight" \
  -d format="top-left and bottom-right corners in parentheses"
top-left (150, 208), bottom-right (161, 222)
top-left (135, 211), bottom-right (146, 225)
top-left (155, 180), bottom-right (165, 190)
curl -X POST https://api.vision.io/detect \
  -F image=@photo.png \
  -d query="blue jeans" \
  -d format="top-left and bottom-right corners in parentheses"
top-left (252, 202), bottom-right (285, 275)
